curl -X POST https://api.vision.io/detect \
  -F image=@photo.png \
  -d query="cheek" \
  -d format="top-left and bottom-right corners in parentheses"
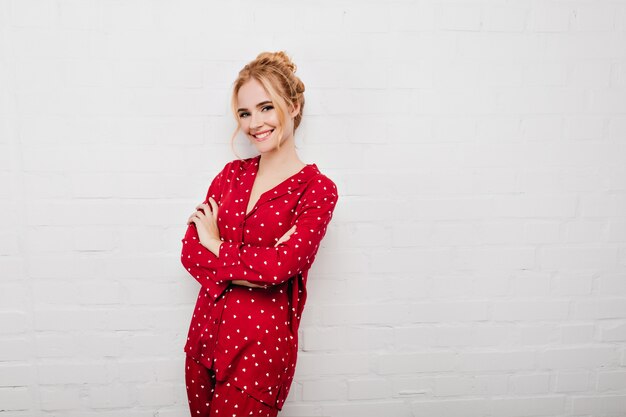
top-left (266, 113), bottom-right (280, 127)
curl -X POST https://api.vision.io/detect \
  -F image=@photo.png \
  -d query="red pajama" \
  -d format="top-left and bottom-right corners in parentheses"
top-left (180, 155), bottom-right (339, 415)
top-left (185, 355), bottom-right (278, 417)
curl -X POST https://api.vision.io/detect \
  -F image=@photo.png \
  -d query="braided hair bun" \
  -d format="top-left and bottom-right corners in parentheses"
top-left (256, 51), bottom-right (297, 74)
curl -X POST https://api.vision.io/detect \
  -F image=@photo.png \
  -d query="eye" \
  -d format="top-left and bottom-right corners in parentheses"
top-left (261, 105), bottom-right (274, 112)
top-left (238, 112), bottom-right (249, 118)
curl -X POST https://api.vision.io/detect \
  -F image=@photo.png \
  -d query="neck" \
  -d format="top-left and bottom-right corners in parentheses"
top-left (258, 134), bottom-right (304, 174)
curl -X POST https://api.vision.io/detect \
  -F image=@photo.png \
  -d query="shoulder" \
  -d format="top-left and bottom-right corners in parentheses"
top-left (215, 156), bottom-right (257, 177)
top-left (304, 167), bottom-right (339, 205)
top-left (310, 173), bottom-right (338, 195)
top-left (309, 163), bottom-right (338, 192)
top-left (238, 155), bottom-right (260, 168)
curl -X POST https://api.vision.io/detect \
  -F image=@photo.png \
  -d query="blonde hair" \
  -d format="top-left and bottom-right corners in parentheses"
top-left (230, 51), bottom-right (305, 157)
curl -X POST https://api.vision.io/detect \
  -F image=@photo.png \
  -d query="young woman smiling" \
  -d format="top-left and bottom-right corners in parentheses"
top-left (180, 51), bottom-right (339, 417)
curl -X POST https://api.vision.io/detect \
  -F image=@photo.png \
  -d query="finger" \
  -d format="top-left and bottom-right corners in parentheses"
top-left (280, 225), bottom-right (297, 240)
top-left (274, 226), bottom-right (296, 247)
top-left (195, 203), bottom-right (210, 214)
top-left (208, 197), bottom-right (219, 217)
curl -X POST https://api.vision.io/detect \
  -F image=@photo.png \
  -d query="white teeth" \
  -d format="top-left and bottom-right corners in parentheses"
top-left (254, 130), bottom-right (273, 139)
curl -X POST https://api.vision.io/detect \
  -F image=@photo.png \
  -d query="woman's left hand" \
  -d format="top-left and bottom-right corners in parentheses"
top-left (232, 279), bottom-right (266, 288)
top-left (187, 197), bottom-right (221, 251)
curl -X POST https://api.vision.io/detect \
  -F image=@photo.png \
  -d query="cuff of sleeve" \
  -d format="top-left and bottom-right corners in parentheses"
top-left (213, 241), bottom-right (242, 282)
top-left (186, 236), bottom-right (219, 265)
top-left (206, 280), bottom-right (229, 302)
top-left (183, 237), bottom-right (230, 286)
top-left (217, 241), bottom-right (241, 268)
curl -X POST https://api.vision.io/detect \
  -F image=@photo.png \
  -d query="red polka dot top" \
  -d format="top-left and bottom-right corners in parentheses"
top-left (180, 154), bottom-right (339, 410)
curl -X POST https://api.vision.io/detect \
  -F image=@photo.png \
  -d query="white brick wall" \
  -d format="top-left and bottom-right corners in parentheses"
top-left (1, 0), bottom-right (625, 416)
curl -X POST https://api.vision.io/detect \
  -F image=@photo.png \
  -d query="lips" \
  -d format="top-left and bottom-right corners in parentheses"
top-left (252, 129), bottom-right (274, 141)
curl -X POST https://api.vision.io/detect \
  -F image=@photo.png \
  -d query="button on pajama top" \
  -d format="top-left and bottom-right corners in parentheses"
top-left (180, 155), bottom-right (338, 410)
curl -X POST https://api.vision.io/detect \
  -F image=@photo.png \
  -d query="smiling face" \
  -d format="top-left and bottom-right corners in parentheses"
top-left (236, 78), bottom-right (299, 154)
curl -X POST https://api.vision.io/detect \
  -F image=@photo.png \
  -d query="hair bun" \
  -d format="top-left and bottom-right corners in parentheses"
top-left (295, 79), bottom-right (305, 94)
top-left (256, 51), bottom-right (297, 73)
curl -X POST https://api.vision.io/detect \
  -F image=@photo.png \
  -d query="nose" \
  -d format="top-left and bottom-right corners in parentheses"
top-left (249, 111), bottom-right (262, 129)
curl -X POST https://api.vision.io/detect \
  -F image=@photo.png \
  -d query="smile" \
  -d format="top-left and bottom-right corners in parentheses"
top-left (252, 129), bottom-right (274, 141)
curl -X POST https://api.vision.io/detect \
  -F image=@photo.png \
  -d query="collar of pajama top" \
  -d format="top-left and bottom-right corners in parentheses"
top-left (237, 154), bottom-right (320, 219)
top-left (180, 154), bottom-right (339, 410)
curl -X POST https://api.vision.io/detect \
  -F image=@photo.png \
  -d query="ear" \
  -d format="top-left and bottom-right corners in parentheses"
top-left (289, 102), bottom-right (300, 119)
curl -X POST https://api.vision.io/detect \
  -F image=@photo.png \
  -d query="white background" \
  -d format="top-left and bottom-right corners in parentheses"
top-left (1, 0), bottom-right (626, 416)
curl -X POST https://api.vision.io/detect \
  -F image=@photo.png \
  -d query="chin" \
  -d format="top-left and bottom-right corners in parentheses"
top-left (250, 138), bottom-right (280, 153)
top-left (255, 146), bottom-right (279, 155)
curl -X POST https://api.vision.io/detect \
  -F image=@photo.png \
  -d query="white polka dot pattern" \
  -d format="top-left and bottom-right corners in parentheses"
top-left (180, 155), bottom-right (338, 410)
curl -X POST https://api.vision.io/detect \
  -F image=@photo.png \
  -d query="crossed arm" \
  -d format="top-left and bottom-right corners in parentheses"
top-left (181, 176), bottom-right (338, 291)
top-left (185, 196), bottom-right (297, 288)
top-left (220, 227), bottom-right (296, 288)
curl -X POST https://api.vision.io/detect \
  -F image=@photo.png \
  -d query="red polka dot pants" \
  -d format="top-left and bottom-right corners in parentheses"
top-left (185, 355), bottom-right (279, 417)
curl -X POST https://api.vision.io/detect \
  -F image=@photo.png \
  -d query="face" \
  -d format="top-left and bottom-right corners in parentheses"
top-left (236, 78), bottom-right (299, 154)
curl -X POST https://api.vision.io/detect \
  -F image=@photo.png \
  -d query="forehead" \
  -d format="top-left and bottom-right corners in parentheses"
top-left (237, 78), bottom-right (270, 106)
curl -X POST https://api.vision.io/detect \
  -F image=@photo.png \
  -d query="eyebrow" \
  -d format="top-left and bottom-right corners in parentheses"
top-left (237, 100), bottom-right (272, 112)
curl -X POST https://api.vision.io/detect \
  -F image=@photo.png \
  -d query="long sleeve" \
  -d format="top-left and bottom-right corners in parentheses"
top-left (214, 175), bottom-right (338, 286)
top-left (180, 161), bottom-right (232, 300)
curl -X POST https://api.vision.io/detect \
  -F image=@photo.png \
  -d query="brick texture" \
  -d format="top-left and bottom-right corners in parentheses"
top-left (1, 0), bottom-right (625, 416)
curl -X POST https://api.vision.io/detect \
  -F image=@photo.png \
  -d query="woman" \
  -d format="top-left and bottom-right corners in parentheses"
top-left (180, 51), bottom-right (339, 417)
